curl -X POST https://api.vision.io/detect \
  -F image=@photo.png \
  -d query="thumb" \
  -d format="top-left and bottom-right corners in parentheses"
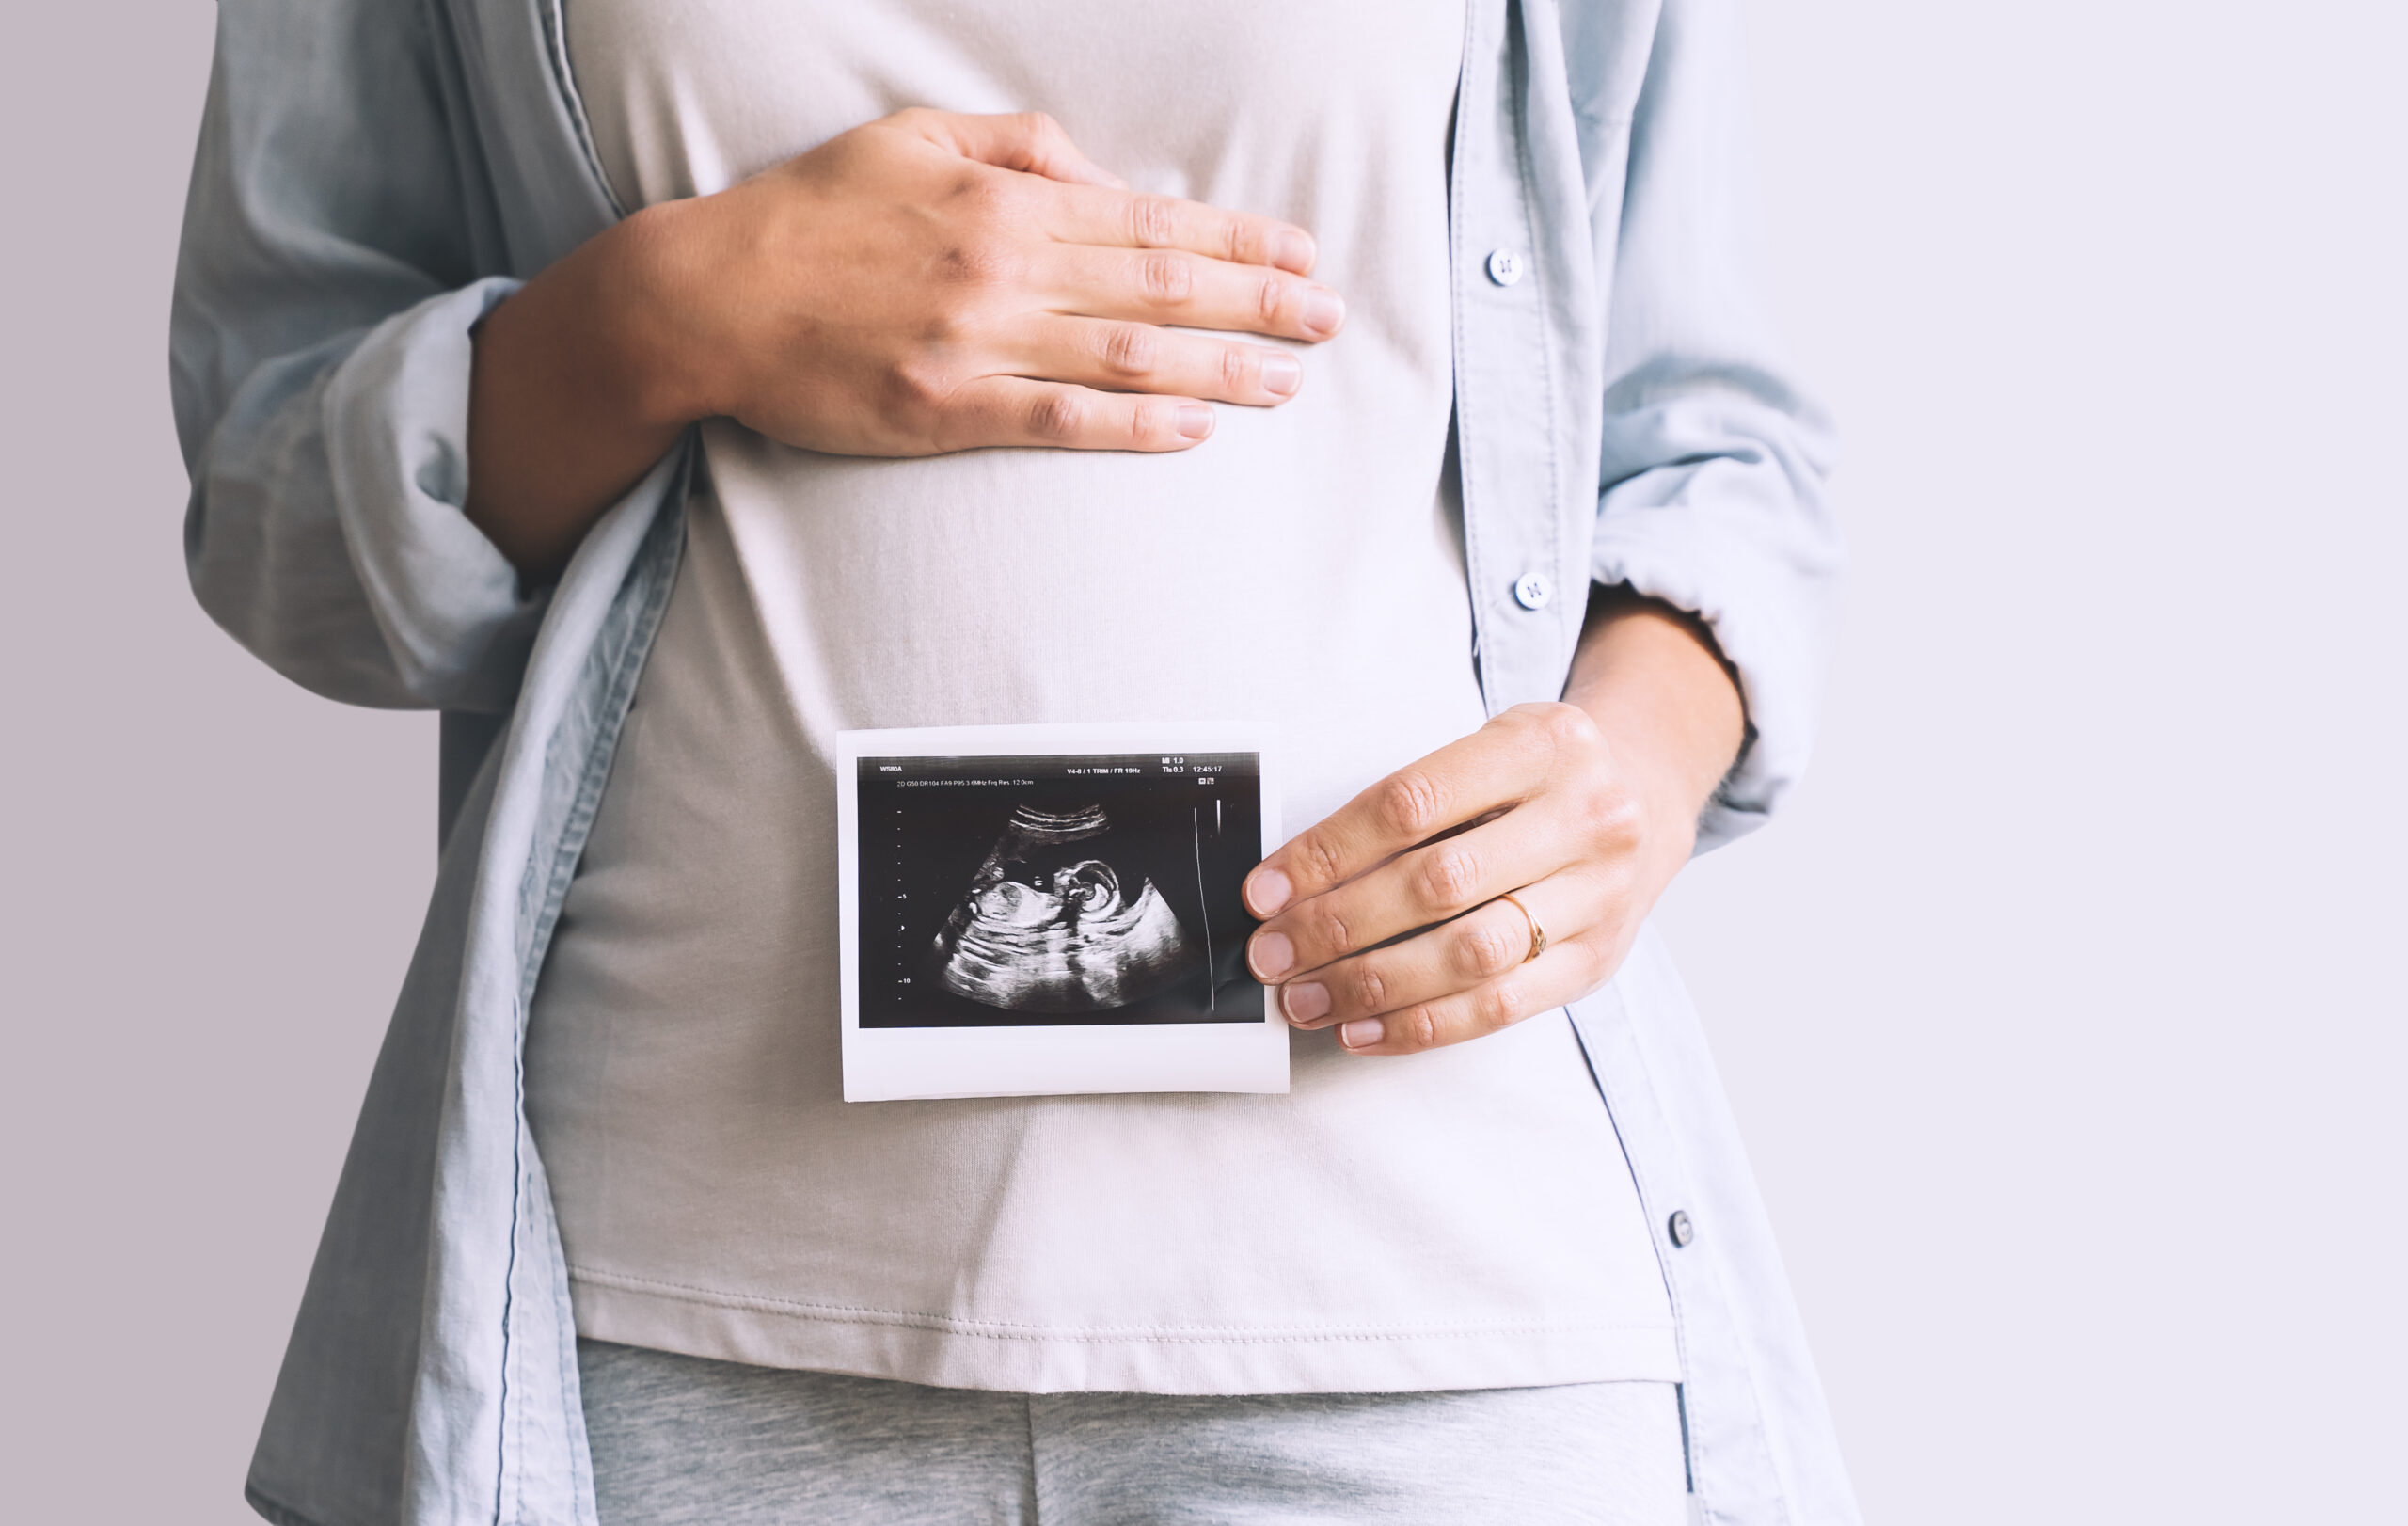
top-left (906, 109), bottom-right (1127, 188)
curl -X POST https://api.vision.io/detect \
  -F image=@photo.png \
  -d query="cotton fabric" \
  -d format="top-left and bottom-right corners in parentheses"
top-left (576, 1339), bottom-right (1686, 1526)
top-left (524, 0), bottom-right (1675, 1396)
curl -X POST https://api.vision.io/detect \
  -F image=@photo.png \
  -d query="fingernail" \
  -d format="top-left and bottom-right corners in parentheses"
top-left (1299, 289), bottom-right (1345, 339)
top-left (1270, 230), bottom-right (1316, 273)
top-left (1259, 351), bottom-right (1302, 399)
top-left (1175, 405), bottom-right (1214, 440)
top-left (1339, 1018), bottom-right (1385, 1050)
top-left (1281, 982), bottom-right (1330, 1025)
top-left (1246, 868), bottom-right (1292, 916)
top-left (1251, 931), bottom-right (1294, 981)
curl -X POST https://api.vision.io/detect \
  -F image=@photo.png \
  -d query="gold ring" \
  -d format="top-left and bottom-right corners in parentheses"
top-left (1497, 891), bottom-right (1547, 964)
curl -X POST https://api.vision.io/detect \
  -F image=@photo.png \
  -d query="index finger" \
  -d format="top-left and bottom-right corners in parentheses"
top-left (1043, 183), bottom-right (1319, 276)
top-left (1244, 718), bottom-right (1553, 919)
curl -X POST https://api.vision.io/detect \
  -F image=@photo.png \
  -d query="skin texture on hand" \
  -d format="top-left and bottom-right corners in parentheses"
top-left (465, 109), bottom-right (1345, 581)
top-left (1243, 586), bottom-right (1747, 1057)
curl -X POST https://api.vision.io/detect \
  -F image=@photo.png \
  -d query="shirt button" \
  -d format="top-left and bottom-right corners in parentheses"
top-left (1668, 1210), bottom-right (1696, 1248)
top-left (1485, 247), bottom-right (1525, 287)
top-left (1512, 571), bottom-right (1553, 611)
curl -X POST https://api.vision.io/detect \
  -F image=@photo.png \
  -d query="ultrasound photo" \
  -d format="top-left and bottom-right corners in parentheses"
top-left (858, 752), bottom-right (1265, 1028)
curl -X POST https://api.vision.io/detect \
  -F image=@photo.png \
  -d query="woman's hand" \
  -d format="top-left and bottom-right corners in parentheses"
top-left (1242, 591), bottom-right (1747, 1056)
top-left (468, 109), bottom-right (1341, 579)
top-left (657, 109), bottom-right (1340, 455)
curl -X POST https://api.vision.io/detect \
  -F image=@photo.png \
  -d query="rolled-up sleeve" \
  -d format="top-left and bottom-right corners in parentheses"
top-left (171, 0), bottom-right (541, 712)
top-left (1586, 0), bottom-right (1843, 851)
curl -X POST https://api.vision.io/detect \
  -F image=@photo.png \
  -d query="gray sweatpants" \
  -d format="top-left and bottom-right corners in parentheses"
top-left (578, 1339), bottom-right (1687, 1525)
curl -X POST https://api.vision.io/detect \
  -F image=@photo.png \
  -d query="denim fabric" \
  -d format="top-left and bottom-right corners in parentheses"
top-left (172, 1), bottom-right (1854, 1522)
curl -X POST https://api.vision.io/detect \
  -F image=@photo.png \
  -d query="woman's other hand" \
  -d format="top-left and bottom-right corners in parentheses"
top-left (1242, 590), bottom-right (1747, 1056)
top-left (467, 109), bottom-right (1342, 580)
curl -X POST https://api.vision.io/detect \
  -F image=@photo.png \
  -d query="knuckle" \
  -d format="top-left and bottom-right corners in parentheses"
top-left (1127, 194), bottom-right (1180, 248)
top-left (1306, 900), bottom-right (1354, 957)
top-left (1504, 705), bottom-right (1559, 755)
top-left (1377, 771), bottom-right (1446, 840)
top-left (1140, 251), bottom-right (1194, 305)
top-left (932, 234), bottom-right (1016, 291)
top-left (1297, 833), bottom-right (1346, 892)
top-left (1258, 274), bottom-right (1286, 326)
top-left (1459, 919), bottom-right (1517, 978)
top-left (1099, 323), bottom-right (1159, 378)
top-left (1474, 978), bottom-right (1523, 1034)
top-left (918, 306), bottom-right (977, 353)
top-left (1027, 389), bottom-right (1086, 442)
top-left (1587, 785), bottom-right (1646, 850)
top-left (1400, 1005), bottom-right (1440, 1051)
top-left (1418, 847), bottom-right (1481, 911)
top-left (1538, 701), bottom-right (1603, 749)
top-left (888, 354), bottom-right (958, 416)
top-left (1569, 717), bottom-right (1610, 759)
top-left (1344, 962), bottom-right (1389, 1013)
top-left (949, 167), bottom-right (1017, 221)
top-left (1219, 343), bottom-right (1249, 394)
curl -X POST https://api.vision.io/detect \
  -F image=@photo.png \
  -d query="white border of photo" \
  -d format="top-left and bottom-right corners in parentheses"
top-left (835, 722), bottom-right (1287, 1102)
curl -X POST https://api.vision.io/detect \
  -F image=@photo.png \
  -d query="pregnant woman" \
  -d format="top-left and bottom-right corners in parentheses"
top-left (174, 2), bottom-right (1857, 1522)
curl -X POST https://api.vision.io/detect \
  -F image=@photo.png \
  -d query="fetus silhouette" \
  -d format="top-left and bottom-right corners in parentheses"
top-left (930, 804), bottom-right (1200, 1012)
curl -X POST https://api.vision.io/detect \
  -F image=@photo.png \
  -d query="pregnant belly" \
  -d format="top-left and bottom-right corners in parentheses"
top-left (698, 409), bottom-right (1489, 827)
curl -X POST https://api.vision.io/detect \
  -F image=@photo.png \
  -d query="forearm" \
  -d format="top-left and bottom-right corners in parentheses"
top-left (465, 205), bottom-right (705, 583)
top-left (1560, 585), bottom-right (1747, 847)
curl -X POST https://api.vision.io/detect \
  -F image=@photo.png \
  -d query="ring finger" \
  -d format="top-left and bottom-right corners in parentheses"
top-left (1041, 244), bottom-right (1346, 342)
top-left (1275, 871), bottom-right (1590, 1031)
top-left (1038, 182), bottom-right (1320, 275)
top-left (1020, 315), bottom-right (1305, 405)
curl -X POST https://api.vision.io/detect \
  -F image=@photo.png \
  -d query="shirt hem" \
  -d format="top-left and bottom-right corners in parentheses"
top-left (568, 1266), bottom-right (1685, 1394)
top-left (243, 1481), bottom-right (325, 1526)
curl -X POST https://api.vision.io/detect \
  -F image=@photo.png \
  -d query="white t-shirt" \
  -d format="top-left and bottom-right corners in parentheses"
top-left (525, 0), bottom-right (1679, 1393)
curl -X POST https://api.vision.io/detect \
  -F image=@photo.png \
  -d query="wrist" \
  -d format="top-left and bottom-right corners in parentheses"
top-left (463, 201), bottom-right (717, 579)
top-left (593, 199), bottom-right (726, 428)
top-left (1590, 702), bottom-right (1720, 861)
top-left (1562, 590), bottom-right (1746, 845)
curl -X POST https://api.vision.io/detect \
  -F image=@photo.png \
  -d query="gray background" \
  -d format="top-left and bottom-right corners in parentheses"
top-left (3, 1), bottom-right (2400, 1520)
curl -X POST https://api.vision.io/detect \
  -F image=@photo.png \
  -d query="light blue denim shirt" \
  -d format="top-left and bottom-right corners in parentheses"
top-left (172, 1), bottom-right (1855, 1521)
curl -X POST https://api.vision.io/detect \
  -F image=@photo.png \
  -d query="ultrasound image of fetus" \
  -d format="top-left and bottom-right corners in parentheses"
top-left (930, 803), bottom-right (1203, 1013)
